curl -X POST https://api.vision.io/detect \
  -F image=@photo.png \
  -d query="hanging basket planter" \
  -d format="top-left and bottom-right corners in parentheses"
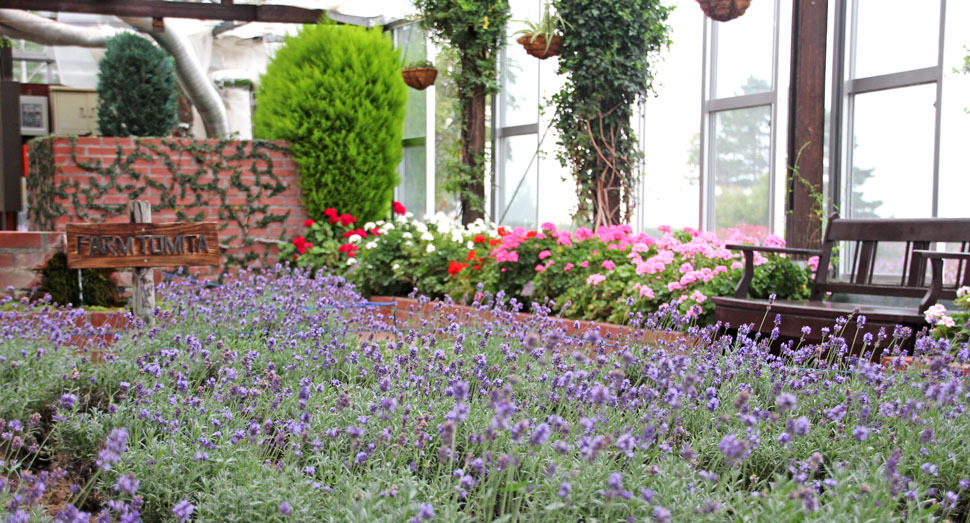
top-left (516, 34), bottom-right (563, 60)
top-left (696, 0), bottom-right (752, 22)
top-left (402, 67), bottom-right (438, 90)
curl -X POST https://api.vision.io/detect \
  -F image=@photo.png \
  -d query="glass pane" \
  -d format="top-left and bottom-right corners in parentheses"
top-left (849, 85), bottom-right (935, 219)
top-left (434, 48), bottom-right (459, 215)
top-left (712, 105), bottom-right (772, 235)
top-left (937, 0), bottom-right (970, 219)
top-left (713, 0), bottom-right (774, 98)
top-left (499, 134), bottom-right (538, 228)
top-left (503, 0), bottom-right (540, 127)
top-left (642, 1), bottom-right (703, 231)
top-left (853, 0), bottom-right (941, 79)
top-left (537, 158), bottom-right (577, 230)
top-left (398, 146), bottom-right (426, 218)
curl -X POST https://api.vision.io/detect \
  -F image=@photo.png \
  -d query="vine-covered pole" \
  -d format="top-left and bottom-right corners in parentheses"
top-left (413, 0), bottom-right (510, 225)
top-left (552, 0), bottom-right (671, 227)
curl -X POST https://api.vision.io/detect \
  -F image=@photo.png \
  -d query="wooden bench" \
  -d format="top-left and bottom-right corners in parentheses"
top-left (712, 215), bottom-right (970, 350)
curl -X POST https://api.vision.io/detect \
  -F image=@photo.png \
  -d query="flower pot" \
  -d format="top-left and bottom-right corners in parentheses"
top-left (696, 0), bottom-right (752, 22)
top-left (402, 67), bottom-right (438, 90)
top-left (516, 34), bottom-right (563, 60)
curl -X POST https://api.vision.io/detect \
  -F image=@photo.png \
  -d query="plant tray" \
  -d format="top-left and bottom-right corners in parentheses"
top-left (516, 34), bottom-right (563, 60)
top-left (696, 0), bottom-right (752, 22)
top-left (402, 67), bottom-right (438, 90)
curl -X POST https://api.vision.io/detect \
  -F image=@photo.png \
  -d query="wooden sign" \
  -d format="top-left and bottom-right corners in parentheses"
top-left (66, 222), bottom-right (220, 269)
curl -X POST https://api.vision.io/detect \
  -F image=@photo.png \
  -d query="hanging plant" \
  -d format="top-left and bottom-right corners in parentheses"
top-left (696, 0), bottom-right (752, 22)
top-left (402, 60), bottom-right (438, 90)
top-left (513, 6), bottom-right (567, 59)
top-left (552, 0), bottom-right (672, 227)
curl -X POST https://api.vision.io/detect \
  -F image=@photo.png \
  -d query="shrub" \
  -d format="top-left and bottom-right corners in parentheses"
top-left (34, 252), bottom-right (124, 307)
top-left (253, 22), bottom-right (407, 224)
top-left (97, 33), bottom-right (178, 137)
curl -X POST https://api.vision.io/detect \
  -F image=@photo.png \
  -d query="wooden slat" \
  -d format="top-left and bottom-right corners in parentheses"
top-left (818, 282), bottom-right (957, 301)
top-left (854, 241), bottom-right (876, 284)
top-left (906, 241), bottom-right (929, 287)
top-left (66, 222), bottom-right (219, 269)
top-left (826, 218), bottom-right (970, 242)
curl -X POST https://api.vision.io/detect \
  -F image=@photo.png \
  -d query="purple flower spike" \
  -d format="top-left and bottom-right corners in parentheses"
top-left (279, 502), bottom-right (292, 516)
top-left (652, 506), bottom-right (671, 522)
top-left (173, 499), bottom-right (194, 522)
top-left (417, 502), bottom-right (435, 520)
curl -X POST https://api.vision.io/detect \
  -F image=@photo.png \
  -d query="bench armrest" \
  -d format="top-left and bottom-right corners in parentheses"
top-left (913, 250), bottom-right (970, 313)
top-left (725, 244), bottom-right (822, 257)
top-left (726, 245), bottom-right (823, 299)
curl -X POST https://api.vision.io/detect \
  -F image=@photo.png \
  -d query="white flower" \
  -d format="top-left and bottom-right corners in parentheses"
top-left (375, 220), bottom-right (386, 226)
top-left (364, 222), bottom-right (376, 230)
top-left (958, 286), bottom-right (970, 298)
top-left (940, 315), bottom-right (956, 328)
top-left (403, 240), bottom-right (413, 247)
top-left (924, 303), bottom-right (948, 323)
top-left (419, 231), bottom-right (435, 242)
top-left (414, 222), bottom-right (428, 233)
top-left (401, 232), bottom-right (413, 239)
top-left (346, 258), bottom-right (357, 266)
top-left (395, 214), bottom-right (408, 224)
top-left (425, 244), bottom-right (436, 253)
top-left (348, 234), bottom-right (362, 244)
top-left (365, 241), bottom-right (377, 250)
top-left (405, 211), bottom-right (414, 218)
top-left (451, 232), bottom-right (463, 243)
top-left (392, 263), bottom-right (400, 270)
top-left (383, 223), bottom-right (395, 231)
top-left (467, 241), bottom-right (475, 249)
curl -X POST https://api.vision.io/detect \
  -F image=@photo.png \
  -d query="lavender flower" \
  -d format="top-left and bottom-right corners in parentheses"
top-left (852, 426), bottom-right (870, 442)
top-left (417, 503), bottom-right (435, 520)
top-left (172, 499), bottom-right (194, 522)
top-left (279, 502), bottom-right (292, 516)
top-left (97, 427), bottom-right (129, 471)
top-left (652, 506), bottom-right (671, 522)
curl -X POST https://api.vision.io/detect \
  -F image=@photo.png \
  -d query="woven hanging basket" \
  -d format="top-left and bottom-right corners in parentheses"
top-left (516, 34), bottom-right (563, 60)
top-left (402, 67), bottom-right (437, 90)
top-left (696, 0), bottom-right (752, 22)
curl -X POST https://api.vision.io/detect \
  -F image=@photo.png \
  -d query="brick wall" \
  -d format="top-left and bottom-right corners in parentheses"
top-left (0, 231), bottom-right (64, 293)
top-left (28, 137), bottom-right (307, 278)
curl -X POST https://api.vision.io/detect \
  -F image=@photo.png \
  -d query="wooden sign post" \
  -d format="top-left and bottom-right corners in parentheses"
top-left (65, 200), bottom-right (219, 326)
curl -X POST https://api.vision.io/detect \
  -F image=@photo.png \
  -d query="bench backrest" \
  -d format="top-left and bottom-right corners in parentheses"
top-left (811, 215), bottom-right (970, 301)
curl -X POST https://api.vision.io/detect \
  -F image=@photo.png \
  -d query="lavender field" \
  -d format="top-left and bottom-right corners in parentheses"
top-left (1, 267), bottom-right (968, 521)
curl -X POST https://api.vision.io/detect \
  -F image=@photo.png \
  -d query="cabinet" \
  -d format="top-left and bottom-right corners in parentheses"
top-left (50, 87), bottom-right (99, 135)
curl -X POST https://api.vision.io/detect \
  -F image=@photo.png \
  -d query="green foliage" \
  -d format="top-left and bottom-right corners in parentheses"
top-left (552, 0), bottom-right (671, 225)
top-left (34, 252), bottom-right (124, 307)
top-left (97, 33), bottom-right (177, 137)
top-left (512, 5), bottom-right (568, 41)
top-left (253, 23), bottom-right (407, 224)
top-left (413, 0), bottom-right (511, 221)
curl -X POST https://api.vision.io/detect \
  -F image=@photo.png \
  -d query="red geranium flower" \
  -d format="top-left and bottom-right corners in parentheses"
top-left (526, 230), bottom-right (537, 239)
top-left (448, 261), bottom-right (467, 274)
top-left (489, 238), bottom-right (501, 247)
top-left (338, 243), bottom-right (358, 254)
top-left (304, 218), bottom-right (315, 228)
top-left (339, 214), bottom-right (357, 226)
top-left (466, 250), bottom-right (477, 262)
top-left (292, 236), bottom-right (306, 247)
top-left (324, 208), bottom-right (337, 217)
top-left (473, 234), bottom-right (487, 244)
top-left (497, 227), bottom-right (510, 237)
top-left (392, 201), bottom-right (407, 215)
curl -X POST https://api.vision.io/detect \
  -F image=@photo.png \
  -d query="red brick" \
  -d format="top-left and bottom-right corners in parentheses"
top-left (0, 270), bottom-right (40, 290)
top-left (0, 254), bottom-right (14, 267)
top-left (14, 252), bottom-right (52, 269)
top-left (0, 232), bottom-right (43, 249)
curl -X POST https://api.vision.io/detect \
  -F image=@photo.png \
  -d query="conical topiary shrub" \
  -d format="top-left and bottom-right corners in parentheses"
top-left (97, 33), bottom-right (178, 137)
top-left (253, 22), bottom-right (407, 224)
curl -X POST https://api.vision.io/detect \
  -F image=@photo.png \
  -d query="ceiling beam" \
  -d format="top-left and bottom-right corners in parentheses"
top-left (0, 0), bottom-right (325, 24)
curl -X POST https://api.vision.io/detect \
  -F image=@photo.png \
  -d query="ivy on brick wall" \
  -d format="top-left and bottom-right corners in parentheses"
top-left (27, 137), bottom-right (292, 271)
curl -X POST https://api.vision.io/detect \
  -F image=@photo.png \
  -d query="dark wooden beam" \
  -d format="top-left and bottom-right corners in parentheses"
top-left (0, 46), bottom-right (22, 214)
top-left (0, 0), bottom-right (324, 24)
top-left (785, 0), bottom-right (828, 249)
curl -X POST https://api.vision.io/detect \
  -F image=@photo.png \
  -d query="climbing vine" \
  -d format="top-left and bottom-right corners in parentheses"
top-left (27, 137), bottom-right (293, 272)
top-left (413, 0), bottom-right (511, 224)
top-left (552, 0), bottom-right (672, 227)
